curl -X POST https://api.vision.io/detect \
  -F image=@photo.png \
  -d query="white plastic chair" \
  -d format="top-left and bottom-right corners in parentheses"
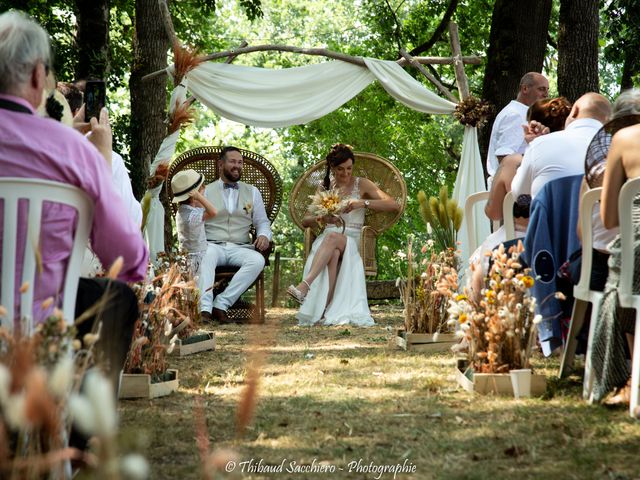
top-left (617, 177), bottom-right (640, 418)
top-left (558, 188), bottom-right (604, 399)
top-left (502, 191), bottom-right (516, 242)
top-left (464, 191), bottom-right (490, 254)
top-left (0, 178), bottom-right (93, 332)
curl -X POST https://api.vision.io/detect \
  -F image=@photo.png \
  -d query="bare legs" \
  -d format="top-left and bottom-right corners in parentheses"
top-left (296, 232), bottom-right (347, 298)
top-left (325, 249), bottom-right (341, 306)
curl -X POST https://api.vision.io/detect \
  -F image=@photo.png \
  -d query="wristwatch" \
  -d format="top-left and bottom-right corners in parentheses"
top-left (364, 200), bottom-right (370, 209)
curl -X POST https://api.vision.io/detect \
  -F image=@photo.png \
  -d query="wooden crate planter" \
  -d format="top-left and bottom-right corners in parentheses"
top-left (395, 328), bottom-right (457, 352)
top-left (172, 332), bottom-right (215, 357)
top-left (455, 366), bottom-right (546, 396)
top-left (119, 369), bottom-right (179, 399)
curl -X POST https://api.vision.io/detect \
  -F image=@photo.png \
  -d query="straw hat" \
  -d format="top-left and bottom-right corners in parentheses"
top-left (171, 169), bottom-right (204, 203)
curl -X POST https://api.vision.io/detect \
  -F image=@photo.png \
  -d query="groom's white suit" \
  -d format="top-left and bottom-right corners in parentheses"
top-left (198, 148), bottom-right (272, 322)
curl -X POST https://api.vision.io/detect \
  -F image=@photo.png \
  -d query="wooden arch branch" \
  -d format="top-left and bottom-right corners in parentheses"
top-left (142, 44), bottom-right (481, 81)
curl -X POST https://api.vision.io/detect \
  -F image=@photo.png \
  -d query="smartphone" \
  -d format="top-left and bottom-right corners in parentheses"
top-left (84, 80), bottom-right (106, 122)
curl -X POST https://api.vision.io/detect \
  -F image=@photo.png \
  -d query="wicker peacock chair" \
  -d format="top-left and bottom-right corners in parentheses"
top-left (167, 146), bottom-right (283, 323)
top-left (288, 152), bottom-right (407, 276)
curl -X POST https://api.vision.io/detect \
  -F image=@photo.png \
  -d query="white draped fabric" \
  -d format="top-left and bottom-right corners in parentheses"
top-left (144, 84), bottom-right (186, 262)
top-left (452, 126), bottom-right (490, 265)
top-left (144, 58), bottom-right (487, 265)
top-left (181, 58), bottom-right (456, 127)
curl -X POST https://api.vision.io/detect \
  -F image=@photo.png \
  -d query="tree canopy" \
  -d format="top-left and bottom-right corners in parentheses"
top-left (3, 0), bottom-right (638, 278)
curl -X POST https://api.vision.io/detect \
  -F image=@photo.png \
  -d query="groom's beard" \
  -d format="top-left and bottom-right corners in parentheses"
top-left (222, 166), bottom-right (242, 183)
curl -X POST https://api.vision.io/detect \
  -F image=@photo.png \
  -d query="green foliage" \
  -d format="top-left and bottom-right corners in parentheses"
top-left (601, 0), bottom-right (640, 91)
top-left (0, 0), bottom-right (77, 80)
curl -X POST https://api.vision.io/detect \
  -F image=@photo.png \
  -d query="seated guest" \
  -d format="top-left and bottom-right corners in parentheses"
top-left (469, 97), bottom-right (572, 299)
top-left (0, 11), bottom-right (148, 389)
top-left (485, 72), bottom-right (549, 188)
top-left (511, 93), bottom-right (612, 199)
top-left (57, 81), bottom-right (143, 227)
top-left (589, 118), bottom-right (640, 405)
top-left (198, 146), bottom-right (272, 323)
top-left (579, 89), bottom-right (640, 291)
top-left (485, 97), bottom-right (572, 222)
top-left (57, 80), bottom-right (143, 277)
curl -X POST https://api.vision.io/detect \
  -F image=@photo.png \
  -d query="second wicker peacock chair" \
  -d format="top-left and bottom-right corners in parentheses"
top-left (288, 152), bottom-right (407, 276)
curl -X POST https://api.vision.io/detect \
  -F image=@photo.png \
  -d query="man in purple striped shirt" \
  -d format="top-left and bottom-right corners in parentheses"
top-left (0, 11), bottom-right (149, 389)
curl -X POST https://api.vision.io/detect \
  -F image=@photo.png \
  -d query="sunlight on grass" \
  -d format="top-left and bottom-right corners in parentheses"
top-left (118, 306), bottom-right (640, 480)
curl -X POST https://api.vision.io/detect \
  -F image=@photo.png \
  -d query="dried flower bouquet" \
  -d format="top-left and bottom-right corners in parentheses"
top-left (439, 241), bottom-right (542, 373)
top-left (307, 187), bottom-right (349, 233)
top-left (126, 259), bottom-right (199, 380)
top-left (0, 314), bottom-right (148, 478)
top-left (398, 237), bottom-right (457, 335)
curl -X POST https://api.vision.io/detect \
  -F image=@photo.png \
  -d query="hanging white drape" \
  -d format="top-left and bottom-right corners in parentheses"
top-left (452, 126), bottom-right (490, 266)
top-left (179, 58), bottom-right (456, 127)
top-left (144, 58), bottom-right (487, 265)
top-left (144, 84), bottom-right (187, 262)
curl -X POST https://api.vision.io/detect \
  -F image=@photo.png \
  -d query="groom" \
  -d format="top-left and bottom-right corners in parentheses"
top-left (199, 146), bottom-right (272, 323)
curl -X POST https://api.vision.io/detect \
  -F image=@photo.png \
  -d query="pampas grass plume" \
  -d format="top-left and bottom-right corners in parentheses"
top-left (84, 370), bottom-right (117, 437)
top-left (120, 453), bottom-right (150, 480)
top-left (69, 393), bottom-right (96, 435)
top-left (49, 355), bottom-right (74, 397)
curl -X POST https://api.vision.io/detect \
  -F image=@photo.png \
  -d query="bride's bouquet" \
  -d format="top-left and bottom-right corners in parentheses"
top-left (308, 188), bottom-right (349, 232)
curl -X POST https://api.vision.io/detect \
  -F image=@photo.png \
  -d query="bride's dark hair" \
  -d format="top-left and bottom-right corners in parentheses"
top-left (323, 143), bottom-right (355, 190)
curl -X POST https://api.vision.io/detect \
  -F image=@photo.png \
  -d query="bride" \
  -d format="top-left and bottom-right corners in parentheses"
top-left (288, 144), bottom-right (400, 326)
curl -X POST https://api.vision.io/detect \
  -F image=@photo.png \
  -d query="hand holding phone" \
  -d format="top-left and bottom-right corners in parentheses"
top-left (84, 80), bottom-right (106, 122)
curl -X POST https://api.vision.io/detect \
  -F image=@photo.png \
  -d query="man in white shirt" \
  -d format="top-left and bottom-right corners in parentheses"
top-left (111, 150), bottom-right (143, 226)
top-left (199, 146), bottom-right (272, 323)
top-left (486, 72), bottom-right (549, 185)
top-left (511, 93), bottom-right (612, 199)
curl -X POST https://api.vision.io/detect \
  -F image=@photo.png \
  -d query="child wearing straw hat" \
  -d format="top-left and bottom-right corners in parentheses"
top-left (171, 169), bottom-right (218, 277)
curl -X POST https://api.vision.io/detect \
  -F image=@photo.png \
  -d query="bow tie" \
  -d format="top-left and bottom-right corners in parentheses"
top-left (223, 183), bottom-right (238, 190)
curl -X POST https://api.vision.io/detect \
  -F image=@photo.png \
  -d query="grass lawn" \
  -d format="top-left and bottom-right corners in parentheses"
top-left (118, 305), bottom-right (640, 480)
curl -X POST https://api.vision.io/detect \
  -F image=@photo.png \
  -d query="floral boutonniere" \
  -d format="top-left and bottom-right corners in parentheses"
top-left (243, 202), bottom-right (253, 216)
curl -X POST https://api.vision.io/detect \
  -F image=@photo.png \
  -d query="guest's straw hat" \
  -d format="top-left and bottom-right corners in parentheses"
top-left (171, 169), bottom-right (204, 203)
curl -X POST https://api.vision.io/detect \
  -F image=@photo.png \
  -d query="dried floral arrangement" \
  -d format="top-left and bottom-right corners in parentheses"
top-left (146, 161), bottom-right (169, 190)
top-left (417, 186), bottom-right (463, 254)
top-left (155, 251), bottom-right (201, 336)
top-left (439, 241), bottom-right (544, 373)
top-left (308, 188), bottom-right (348, 228)
top-left (171, 42), bottom-right (205, 87)
top-left (0, 314), bottom-right (148, 479)
top-left (125, 258), bottom-right (200, 379)
top-left (398, 236), bottom-right (456, 335)
top-left (453, 96), bottom-right (494, 128)
top-left (167, 97), bottom-right (196, 135)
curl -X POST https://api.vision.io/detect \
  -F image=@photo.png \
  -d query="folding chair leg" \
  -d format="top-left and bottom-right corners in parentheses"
top-left (560, 299), bottom-right (588, 378)
top-left (630, 313), bottom-right (640, 418)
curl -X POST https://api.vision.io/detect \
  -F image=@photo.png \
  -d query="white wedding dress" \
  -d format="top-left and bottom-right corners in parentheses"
top-left (297, 177), bottom-right (374, 326)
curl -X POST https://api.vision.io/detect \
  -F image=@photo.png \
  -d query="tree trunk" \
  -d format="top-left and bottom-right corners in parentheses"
top-left (621, 52), bottom-right (640, 91)
top-left (74, 0), bottom-right (111, 79)
top-left (479, 0), bottom-right (552, 177)
top-left (557, 0), bottom-right (599, 102)
top-left (130, 0), bottom-right (169, 198)
top-left (130, 0), bottom-right (172, 249)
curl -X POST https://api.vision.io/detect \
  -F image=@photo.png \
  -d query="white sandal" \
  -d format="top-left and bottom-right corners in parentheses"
top-left (287, 280), bottom-right (310, 305)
